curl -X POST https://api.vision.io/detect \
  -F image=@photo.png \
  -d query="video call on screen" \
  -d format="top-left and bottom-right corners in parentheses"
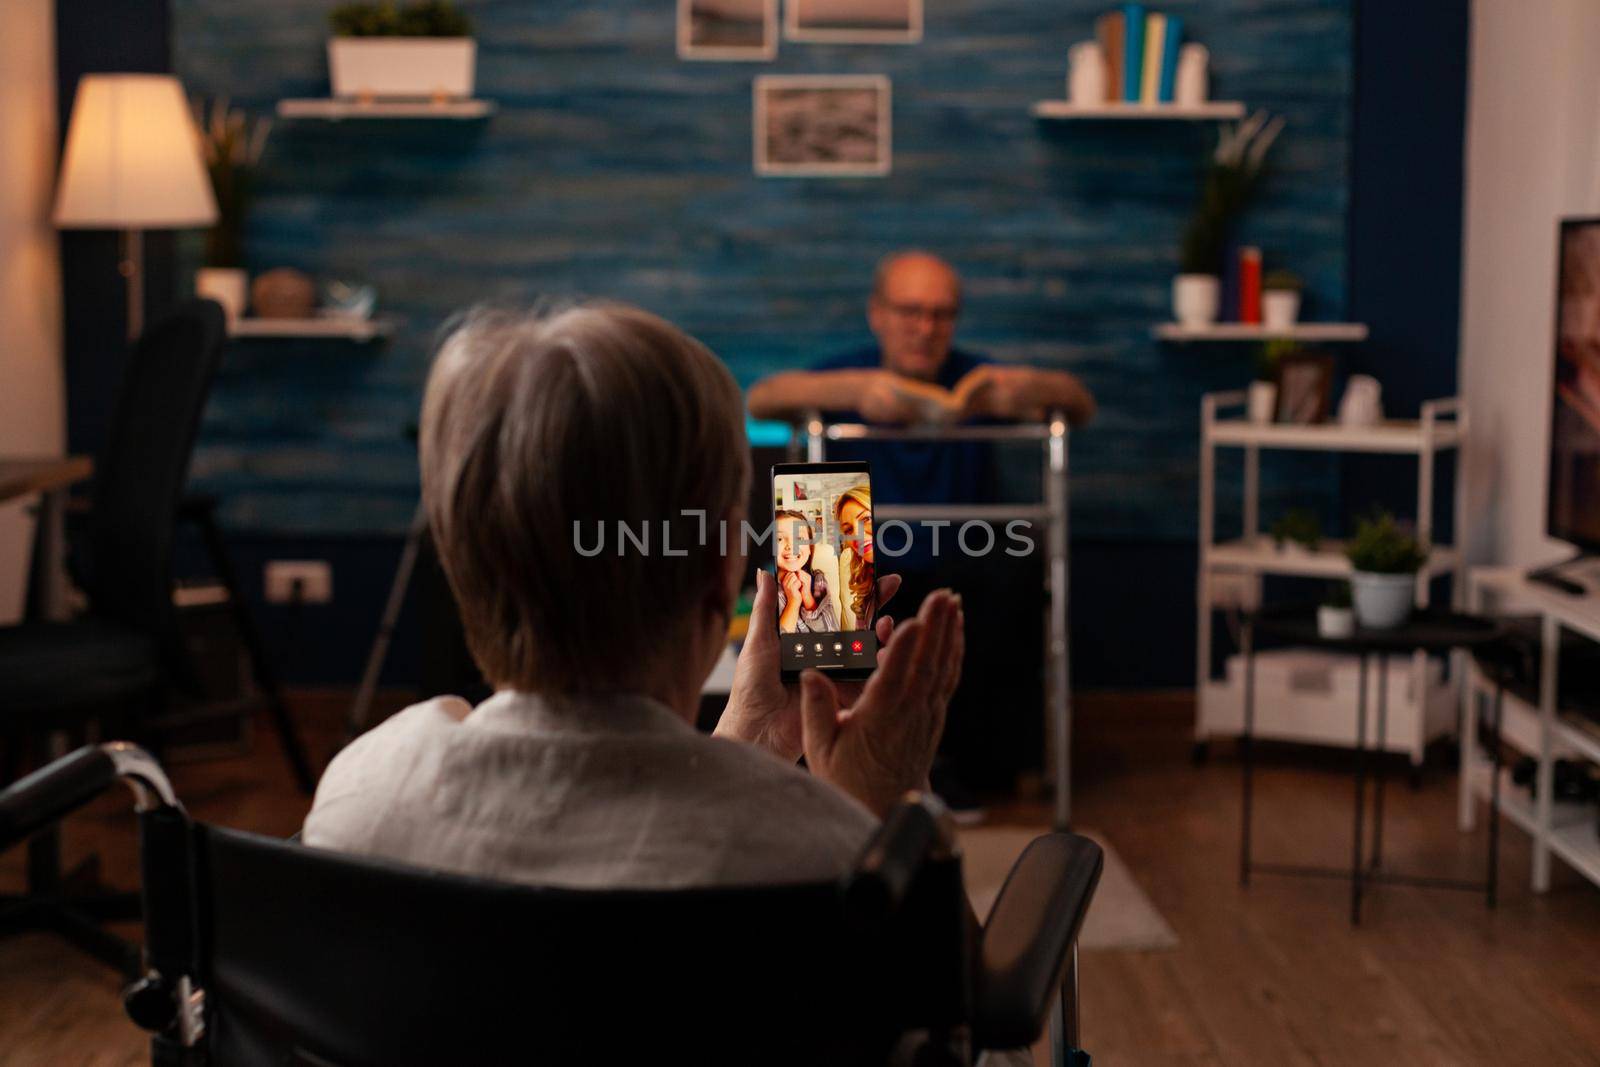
top-left (773, 468), bottom-right (879, 671)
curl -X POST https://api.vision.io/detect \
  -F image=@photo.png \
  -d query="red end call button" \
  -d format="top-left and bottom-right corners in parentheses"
top-left (850, 639), bottom-right (864, 653)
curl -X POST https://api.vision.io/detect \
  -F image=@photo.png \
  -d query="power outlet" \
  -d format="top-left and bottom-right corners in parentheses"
top-left (265, 560), bottom-right (333, 605)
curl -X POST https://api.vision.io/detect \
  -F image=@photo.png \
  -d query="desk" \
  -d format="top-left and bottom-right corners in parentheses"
top-left (798, 414), bottom-right (1073, 828)
top-left (0, 456), bottom-right (92, 622)
top-left (1462, 567), bottom-right (1600, 893)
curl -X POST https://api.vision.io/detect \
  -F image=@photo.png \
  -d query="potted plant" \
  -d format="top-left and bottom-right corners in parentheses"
top-left (1262, 269), bottom-right (1303, 329)
top-left (1269, 507), bottom-right (1321, 555)
top-left (1344, 512), bottom-right (1427, 629)
top-left (193, 98), bottom-right (270, 324)
top-left (328, 0), bottom-right (475, 101)
top-left (1317, 580), bottom-right (1354, 639)
top-left (1174, 112), bottom-right (1285, 328)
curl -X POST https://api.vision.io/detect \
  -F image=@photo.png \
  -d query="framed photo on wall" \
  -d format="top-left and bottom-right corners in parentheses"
top-left (1275, 352), bottom-right (1336, 424)
top-left (785, 0), bottom-right (922, 44)
top-left (678, 0), bottom-right (778, 61)
top-left (753, 75), bottom-right (892, 178)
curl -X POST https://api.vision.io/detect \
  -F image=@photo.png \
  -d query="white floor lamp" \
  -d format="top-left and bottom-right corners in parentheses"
top-left (52, 73), bottom-right (218, 342)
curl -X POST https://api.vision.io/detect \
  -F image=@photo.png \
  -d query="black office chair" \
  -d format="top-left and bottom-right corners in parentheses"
top-left (0, 743), bottom-right (1103, 1066)
top-left (0, 299), bottom-right (317, 976)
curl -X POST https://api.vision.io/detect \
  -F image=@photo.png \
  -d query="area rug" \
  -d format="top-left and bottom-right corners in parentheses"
top-left (958, 826), bottom-right (1179, 951)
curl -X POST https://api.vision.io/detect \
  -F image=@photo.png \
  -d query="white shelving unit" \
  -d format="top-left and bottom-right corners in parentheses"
top-left (1194, 391), bottom-right (1466, 766)
top-left (1462, 567), bottom-right (1600, 892)
top-left (1031, 100), bottom-right (1245, 120)
top-left (1155, 322), bottom-right (1369, 343)
top-left (276, 99), bottom-right (495, 120)
top-left (229, 317), bottom-right (395, 341)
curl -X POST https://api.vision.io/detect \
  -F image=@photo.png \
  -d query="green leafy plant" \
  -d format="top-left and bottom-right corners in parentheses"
top-left (1263, 269), bottom-right (1302, 292)
top-left (330, 0), bottom-right (472, 36)
top-left (1270, 508), bottom-right (1322, 551)
top-left (1322, 580), bottom-right (1352, 609)
top-left (1177, 112), bottom-right (1286, 275)
top-left (1345, 513), bottom-right (1428, 575)
top-left (193, 98), bottom-right (271, 269)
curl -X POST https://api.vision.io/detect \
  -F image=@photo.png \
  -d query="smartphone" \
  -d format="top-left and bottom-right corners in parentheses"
top-left (771, 461), bottom-right (878, 681)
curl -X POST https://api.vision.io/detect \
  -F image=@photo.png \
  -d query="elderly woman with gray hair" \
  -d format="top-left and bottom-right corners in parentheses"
top-left (303, 302), bottom-right (963, 889)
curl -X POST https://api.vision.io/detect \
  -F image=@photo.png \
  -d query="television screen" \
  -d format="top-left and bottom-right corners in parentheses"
top-left (1549, 218), bottom-right (1600, 553)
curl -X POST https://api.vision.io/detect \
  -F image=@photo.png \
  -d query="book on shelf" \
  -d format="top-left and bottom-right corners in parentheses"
top-left (1095, 11), bottom-right (1125, 101)
top-left (1239, 246), bottom-right (1262, 324)
top-left (1158, 14), bottom-right (1183, 102)
top-left (1094, 6), bottom-right (1188, 105)
top-left (1141, 12), bottom-right (1166, 104)
top-left (1122, 3), bottom-right (1145, 103)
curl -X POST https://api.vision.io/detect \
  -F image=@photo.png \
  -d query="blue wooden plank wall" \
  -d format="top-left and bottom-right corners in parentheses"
top-left (173, 0), bottom-right (1351, 540)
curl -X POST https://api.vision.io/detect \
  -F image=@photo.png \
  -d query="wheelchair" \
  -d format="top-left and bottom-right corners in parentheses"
top-left (0, 743), bottom-right (1102, 1065)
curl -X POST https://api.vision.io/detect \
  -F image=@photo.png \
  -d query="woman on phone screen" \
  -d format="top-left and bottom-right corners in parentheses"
top-left (774, 509), bottom-right (838, 634)
top-left (834, 486), bottom-right (876, 632)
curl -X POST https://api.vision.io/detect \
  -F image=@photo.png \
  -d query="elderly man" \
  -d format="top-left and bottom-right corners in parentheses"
top-left (747, 250), bottom-right (1095, 507)
top-left (749, 252), bottom-right (1096, 814)
top-left (304, 302), bottom-right (962, 888)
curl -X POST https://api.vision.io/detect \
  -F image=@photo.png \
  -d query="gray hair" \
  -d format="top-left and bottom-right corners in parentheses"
top-left (419, 301), bottom-right (749, 693)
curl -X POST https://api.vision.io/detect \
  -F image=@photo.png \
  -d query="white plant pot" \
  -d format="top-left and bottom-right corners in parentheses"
top-left (1173, 274), bottom-right (1220, 327)
top-left (1262, 290), bottom-right (1301, 329)
top-left (1350, 571), bottom-right (1415, 630)
top-left (1248, 380), bottom-right (1278, 424)
top-left (1317, 605), bottom-right (1355, 639)
top-left (328, 38), bottom-right (476, 100)
top-left (195, 267), bottom-right (248, 324)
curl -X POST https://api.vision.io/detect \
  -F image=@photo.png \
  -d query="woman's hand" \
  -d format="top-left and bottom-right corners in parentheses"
top-left (716, 569), bottom-right (901, 762)
top-left (800, 589), bottom-right (963, 819)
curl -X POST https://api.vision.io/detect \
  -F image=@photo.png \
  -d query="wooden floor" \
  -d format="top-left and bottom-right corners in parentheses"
top-left (3, 691), bottom-right (1599, 1066)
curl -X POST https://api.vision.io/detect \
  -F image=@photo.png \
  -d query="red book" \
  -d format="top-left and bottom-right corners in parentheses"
top-left (1238, 247), bottom-right (1262, 324)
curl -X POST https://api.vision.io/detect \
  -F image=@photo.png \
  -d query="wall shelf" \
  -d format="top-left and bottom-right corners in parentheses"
top-left (1155, 322), bottom-right (1369, 343)
top-left (1207, 415), bottom-right (1463, 455)
top-left (229, 317), bottom-right (395, 341)
top-left (1031, 100), bottom-right (1245, 121)
top-left (1208, 535), bottom-right (1459, 581)
top-left (276, 98), bottom-right (495, 120)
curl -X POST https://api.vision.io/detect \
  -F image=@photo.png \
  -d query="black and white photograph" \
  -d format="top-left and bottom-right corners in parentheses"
top-left (753, 75), bottom-right (891, 177)
top-left (677, 0), bottom-right (776, 61)
top-left (785, 0), bottom-right (922, 43)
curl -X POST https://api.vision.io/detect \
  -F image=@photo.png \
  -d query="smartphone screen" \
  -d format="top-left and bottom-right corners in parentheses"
top-left (772, 461), bottom-right (878, 680)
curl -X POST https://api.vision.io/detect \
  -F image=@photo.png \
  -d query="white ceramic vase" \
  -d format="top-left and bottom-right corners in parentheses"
top-left (1317, 605), bottom-right (1355, 639)
top-left (1248, 380), bottom-right (1278, 424)
top-left (196, 267), bottom-right (248, 324)
top-left (328, 38), bottom-right (476, 99)
top-left (1175, 44), bottom-right (1209, 106)
top-left (1262, 290), bottom-right (1301, 329)
top-left (1350, 571), bottom-right (1415, 630)
top-left (1173, 274), bottom-right (1220, 327)
top-left (1068, 41), bottom-right (1108, 105)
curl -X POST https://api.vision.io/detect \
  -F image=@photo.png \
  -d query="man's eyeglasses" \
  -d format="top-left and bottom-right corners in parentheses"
top-left (879, 300), bottom-right (960, 326)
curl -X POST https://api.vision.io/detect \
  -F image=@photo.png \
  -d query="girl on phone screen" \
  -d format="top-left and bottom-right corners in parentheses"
top-left (834, 485), bottom-right (876, 631)
top-left (775, 509), bottom-right (838, 634)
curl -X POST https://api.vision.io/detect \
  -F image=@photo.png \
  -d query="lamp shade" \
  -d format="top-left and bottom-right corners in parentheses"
top-left (53, 74), bottom-right (218, 230)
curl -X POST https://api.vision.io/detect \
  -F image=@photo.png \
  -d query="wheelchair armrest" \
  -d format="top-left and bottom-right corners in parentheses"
top-left (974, 833), bottom-right (1103, 1050)
top-left (0, 743), bottom-right (178, 852)
top-left (842, 792), bottom-right (954, 926)
top-left (0, 746), bottom-right (118, 851)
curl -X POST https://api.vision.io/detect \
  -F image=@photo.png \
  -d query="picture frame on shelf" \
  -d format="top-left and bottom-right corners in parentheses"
top-left (753, 75), bottom-right (892, 178)
top-left (1274, 351), bottom-right (1335, 424)
top-left (677, 0), bottom-right (777, 61)
top-left (784, 0), bottom-right (922, 44)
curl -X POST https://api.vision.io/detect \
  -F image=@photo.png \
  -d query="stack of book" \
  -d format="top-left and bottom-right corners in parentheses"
top-left (1095, 4), bottom-right (1184, 104)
